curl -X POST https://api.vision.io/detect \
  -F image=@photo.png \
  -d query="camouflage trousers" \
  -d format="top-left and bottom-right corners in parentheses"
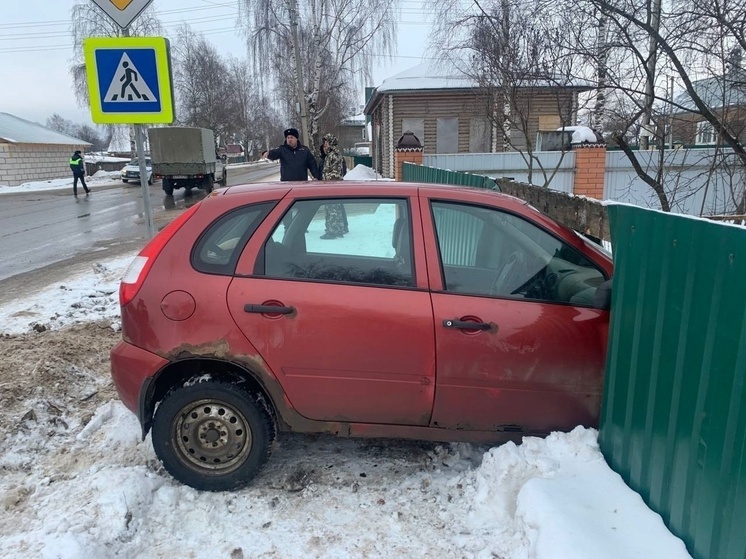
top-left (325, 204), bottom-right (347, 236)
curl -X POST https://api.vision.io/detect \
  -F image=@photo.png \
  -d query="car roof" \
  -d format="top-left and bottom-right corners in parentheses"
top-left (220, 180), bottom-right (532, 212)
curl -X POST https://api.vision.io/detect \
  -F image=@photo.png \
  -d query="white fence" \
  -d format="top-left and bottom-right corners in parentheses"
top-left (424, 152), bottom-right (576, 194)
top-left (425, 147), bottom-right (746, 216)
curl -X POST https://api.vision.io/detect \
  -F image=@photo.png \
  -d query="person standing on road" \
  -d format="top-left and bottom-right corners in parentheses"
top-left (318, 133), bottom-right (348, 239)
top-left (69, 150), bottom-right (90, 197)
top-left (262, 128), bottom-right (318, 182)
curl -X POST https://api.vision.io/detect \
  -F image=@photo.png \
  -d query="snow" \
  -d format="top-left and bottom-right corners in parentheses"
top-left (0, 177), bottom-right (693, 559)
top-left (0, 171), bottom-right (123, 194)
top-left (344, 164), bottom-right (393, 181)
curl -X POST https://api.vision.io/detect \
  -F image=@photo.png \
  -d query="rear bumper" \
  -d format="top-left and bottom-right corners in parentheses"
top-left (110, 340), bottom-right (169, 420)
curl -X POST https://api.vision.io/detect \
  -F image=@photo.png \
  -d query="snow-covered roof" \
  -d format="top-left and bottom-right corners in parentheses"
top-left (341, 113), bottom-right (366, 126)
top-left (364, 62), bottom-right (594, 113)
top-left (672, 68), bottom-right (746, 113)
top-left (0, 112), bottom-right (92, 146)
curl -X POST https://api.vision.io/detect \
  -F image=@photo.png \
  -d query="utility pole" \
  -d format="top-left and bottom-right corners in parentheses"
top-left (289, 0), bottom-right (310, 143)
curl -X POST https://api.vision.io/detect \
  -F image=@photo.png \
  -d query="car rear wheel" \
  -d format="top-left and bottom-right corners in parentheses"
top-left (219, 168), bottom-right (227, 187)
top-left (152, 381), bottom-right (275, 491)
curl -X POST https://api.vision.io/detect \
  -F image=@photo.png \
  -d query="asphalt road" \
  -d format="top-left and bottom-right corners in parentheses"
top-left (0, 162), bottom-right (279, 306)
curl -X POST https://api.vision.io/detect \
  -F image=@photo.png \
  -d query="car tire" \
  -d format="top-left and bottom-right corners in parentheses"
top-left (219, 168), bottom-right (227, 187)
top-left (148, 174), bottom-right (153, 185)
top-left (122, 179), bottom-right (129, 183)
top-left (152, 381), bottom-right (275, 491)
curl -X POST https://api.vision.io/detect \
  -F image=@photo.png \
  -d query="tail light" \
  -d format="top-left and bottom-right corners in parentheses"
top-left (119, 203), bottom-right (201, 307)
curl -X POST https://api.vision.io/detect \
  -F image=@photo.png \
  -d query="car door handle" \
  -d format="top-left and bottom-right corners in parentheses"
top-left (442, 319), bottom-right (494, 331)
top-left (244, 304), bottom-right (295, 314)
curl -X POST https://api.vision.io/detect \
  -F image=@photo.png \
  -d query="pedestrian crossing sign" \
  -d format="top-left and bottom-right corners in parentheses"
top-left (84, 37), bottom-right (174, 124)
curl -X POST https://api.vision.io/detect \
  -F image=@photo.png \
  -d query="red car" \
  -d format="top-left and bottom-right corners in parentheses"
top-left (111, 181), bottom-right (613, 491)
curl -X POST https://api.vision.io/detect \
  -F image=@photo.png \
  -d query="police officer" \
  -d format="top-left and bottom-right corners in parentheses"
top-left (69, 150), bottom-right (90, 197)
top-left (262, 128), bottom-right (319, 181)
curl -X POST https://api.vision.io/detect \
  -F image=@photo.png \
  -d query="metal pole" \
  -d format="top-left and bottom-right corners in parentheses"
top-left (122, 25), bottom-right (154, 238)
top-left (640, 0), bottom-right (661, 150)
top-left (289, 0), bottom-right (310, 143)
top-left (135, 125), bottom-right (155, 238)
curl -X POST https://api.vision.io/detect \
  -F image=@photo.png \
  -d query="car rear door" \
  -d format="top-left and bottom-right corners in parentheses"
top-left (226, 187), bottom-right (436, 425)
top-left (418, 189), bottom-right (610, 434)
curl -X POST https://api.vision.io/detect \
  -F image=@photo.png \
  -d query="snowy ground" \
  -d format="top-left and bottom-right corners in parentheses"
top-left (0, 169), bottom-right (693, 558)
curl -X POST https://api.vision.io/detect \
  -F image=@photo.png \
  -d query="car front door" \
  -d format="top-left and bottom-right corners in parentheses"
top-left (227, 193), bottom-right (436, 425)
top-left (420, 194), bottom-right (610, 434)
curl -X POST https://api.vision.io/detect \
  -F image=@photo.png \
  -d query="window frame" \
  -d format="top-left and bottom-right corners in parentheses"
top-left (429, 199), bottom-right (608, 306)
top-left (191, 201), bottom-right (277, 276)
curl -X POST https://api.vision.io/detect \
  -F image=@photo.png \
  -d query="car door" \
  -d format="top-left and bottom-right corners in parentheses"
top-left (419, 193), bottom-right (610, 434)
top-left (227, 192), bottom-right (436, 425)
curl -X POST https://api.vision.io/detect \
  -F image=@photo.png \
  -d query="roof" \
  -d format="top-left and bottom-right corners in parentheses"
top-left (673, 67), bottom-right (746, 113)
top-left (364, 61), bottom-right (594, 114)
top-left (0, 112), bottom-right (92, 146)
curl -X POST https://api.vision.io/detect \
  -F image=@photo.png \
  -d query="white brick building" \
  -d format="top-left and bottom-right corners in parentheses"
top-left (0, 112), bottom-right (91, 187)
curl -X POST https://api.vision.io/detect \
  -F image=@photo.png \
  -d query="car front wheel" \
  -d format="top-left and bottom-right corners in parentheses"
top-left (152, 381), bottom-right (275, 491)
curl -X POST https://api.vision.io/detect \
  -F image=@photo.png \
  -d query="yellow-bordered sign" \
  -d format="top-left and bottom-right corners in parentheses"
top-left (84, 37), bottom-right (174, 124)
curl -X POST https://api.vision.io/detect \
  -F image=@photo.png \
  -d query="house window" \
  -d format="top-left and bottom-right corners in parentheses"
top-left (437, 118), bottom-right (459, 153)
top-left (401, 118), bottom-right (424, 146)
top-left (470, 117), bottom-right (490, 152)
top-left (696, 121), bottom-right (716, 145)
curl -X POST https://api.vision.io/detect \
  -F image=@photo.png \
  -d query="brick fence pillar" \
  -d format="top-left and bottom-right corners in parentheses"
top-left (394, 149), bottom-right (423, 181)
top-left (573, 144), bottom-right (607, 199)
top-left (394, 130), bottom-right (423, 181)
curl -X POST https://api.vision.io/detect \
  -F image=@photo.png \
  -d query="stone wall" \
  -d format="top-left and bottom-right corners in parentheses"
top-left (0, 142), bottom-right (89, 186)
top-left (497, 177), bottom-right (610, 242)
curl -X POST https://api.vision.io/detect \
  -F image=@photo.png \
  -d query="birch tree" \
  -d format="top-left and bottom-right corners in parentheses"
top-left (171, 25), bottom-right (238, 145)
top-left (240, 0), bottom-right (398, 152)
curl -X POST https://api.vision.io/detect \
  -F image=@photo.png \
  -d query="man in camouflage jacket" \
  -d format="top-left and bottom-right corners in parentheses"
top-left (318, 133), bottom-right (348, 239)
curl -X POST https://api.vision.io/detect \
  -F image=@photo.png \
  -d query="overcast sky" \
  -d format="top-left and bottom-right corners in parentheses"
top-left (2, 0), bottom-right (433, 128)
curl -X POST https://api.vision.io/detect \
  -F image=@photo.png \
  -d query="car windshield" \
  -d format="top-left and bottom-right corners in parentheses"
top-left (127, 159), bottom-right (151, 166)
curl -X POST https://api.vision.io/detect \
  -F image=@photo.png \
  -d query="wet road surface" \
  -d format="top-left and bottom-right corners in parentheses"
top-left (0, 163), bottom-right (279, 301)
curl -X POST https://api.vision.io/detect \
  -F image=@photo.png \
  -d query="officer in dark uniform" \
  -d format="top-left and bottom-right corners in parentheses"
top-left (263, 128), bottom-right (319, 181)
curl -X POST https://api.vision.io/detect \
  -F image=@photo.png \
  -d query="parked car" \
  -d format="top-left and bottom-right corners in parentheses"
top-left (121, 157), bottom-right (154, 185)
top-left (110, 181), bottom-right (613, 491)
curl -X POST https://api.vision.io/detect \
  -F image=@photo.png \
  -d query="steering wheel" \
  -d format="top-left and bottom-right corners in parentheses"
top-left (491, 251), bottom-right (527, 296)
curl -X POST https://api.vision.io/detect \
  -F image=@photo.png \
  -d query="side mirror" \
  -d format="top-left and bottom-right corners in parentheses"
top-left (593, 279), bottom-right (612, 310)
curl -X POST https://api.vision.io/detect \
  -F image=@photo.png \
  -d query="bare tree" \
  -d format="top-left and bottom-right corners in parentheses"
top-left (225, 56), bottom-right (286, 158)
top-left (171, 25), bottom-right (238, 147)
top-left (46, 114), bottom-right (109, 151)
top-left (576, 0), bottom-right (746, 213)
top-left (240, 0), bottom-right (398, 152)
top-left (432, 0), bottom-right (595, 186)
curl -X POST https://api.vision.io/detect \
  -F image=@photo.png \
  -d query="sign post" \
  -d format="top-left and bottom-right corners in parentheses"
top-left (84, 35), bottom-right (174, 238)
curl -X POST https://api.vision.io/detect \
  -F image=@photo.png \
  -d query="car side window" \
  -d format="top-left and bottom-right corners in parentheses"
top-left (192, 202), bottom-right (275, 275)
top-left (431, 201), bottom-right (605, 305)
top-left (263, 198), bottom-right (414, 287)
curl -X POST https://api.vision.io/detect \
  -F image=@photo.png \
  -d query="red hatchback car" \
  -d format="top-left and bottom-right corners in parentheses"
top-left (111, 181), bottom-right (613, 491)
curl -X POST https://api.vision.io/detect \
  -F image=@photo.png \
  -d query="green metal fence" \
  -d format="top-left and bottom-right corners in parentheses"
top-left (402, 162), bottom-right (499, 191)
top-left (600, 204), bottom-right (746, 559)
